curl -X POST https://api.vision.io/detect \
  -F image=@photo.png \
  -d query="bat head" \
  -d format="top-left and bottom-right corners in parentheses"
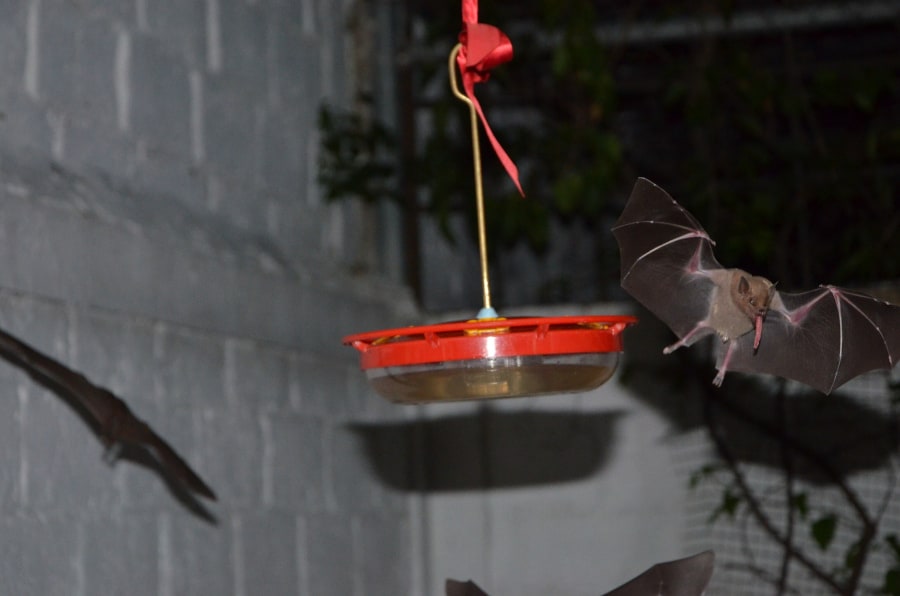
top-left (733, 272), bottom-right (775, 322)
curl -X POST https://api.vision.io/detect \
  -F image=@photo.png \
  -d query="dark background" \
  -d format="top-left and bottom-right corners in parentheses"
top-left (373, 1), bottom-right (900, 307)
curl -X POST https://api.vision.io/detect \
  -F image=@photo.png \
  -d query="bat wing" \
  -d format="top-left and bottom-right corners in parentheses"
top-left (612, 178), bottom-right (723, 343)
top-left (119, 413), bottom-right (218, 500)
top-left (602, 550), bottom-right (715, 596)
top-left (0, 327), bottom-right (216, 500)
top-left (723, 286), bottom-right (900, 394)
top-left (445, 579), bottom-right (490, 596)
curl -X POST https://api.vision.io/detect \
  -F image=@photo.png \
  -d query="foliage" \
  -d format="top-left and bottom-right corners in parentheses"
top-left (622, 313), bottom-right (900, 594)
top-left (319, 0), bottom-right (624, 256)
top-left (658, 32), bottom-right (900, 289)
top-left (321, 2), bottom-right (900, 591)
top-left (319, 4), bottom-right (899, 305)
top-left (688, 372), bottom-right (900, 595)
top-left (318, 97), bottom-right (399, 206)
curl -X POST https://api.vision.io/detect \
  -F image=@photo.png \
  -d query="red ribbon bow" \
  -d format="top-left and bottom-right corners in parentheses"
top-left (457, 0), bottom-right (524, 196)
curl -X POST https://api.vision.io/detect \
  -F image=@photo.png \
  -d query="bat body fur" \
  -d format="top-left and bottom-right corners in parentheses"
top-left (613, 178), bottom-right (900, 394)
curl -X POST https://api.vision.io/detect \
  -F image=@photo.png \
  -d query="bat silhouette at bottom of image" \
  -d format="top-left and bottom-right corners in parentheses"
top-left (445, 550), bottom-right (715, 596)
top-left (612, 178), bottom-right (900, 394)
top-left (0, 327), bottom-right (216, 501)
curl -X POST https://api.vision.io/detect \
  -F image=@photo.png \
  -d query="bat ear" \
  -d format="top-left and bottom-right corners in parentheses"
top-left (737, 275), bottom-right (751, 296)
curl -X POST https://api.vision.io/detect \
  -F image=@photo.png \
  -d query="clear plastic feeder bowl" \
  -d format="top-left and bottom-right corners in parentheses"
top-left (343, 316), bottom-right (637, 404)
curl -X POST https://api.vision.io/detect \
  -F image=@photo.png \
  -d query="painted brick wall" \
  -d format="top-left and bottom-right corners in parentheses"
top-left (0, 1), bottom-right (416, 595)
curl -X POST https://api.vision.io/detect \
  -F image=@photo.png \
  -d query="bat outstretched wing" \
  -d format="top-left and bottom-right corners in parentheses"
top-left (603, 550), bottom-right (715, 596)
top-left (0, 327), bottom-right (216, 500)
top-left (445, 579), bottom-right (490, 596)
top-left (444, 551), bottom-right (714, 596)
top-left (612, 178), bottom-right (723, 343)
top-left (723, 286), bottom-right (900, 394)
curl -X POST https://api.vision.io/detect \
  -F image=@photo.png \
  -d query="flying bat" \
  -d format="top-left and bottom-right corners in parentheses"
top-left (446, 579), bottom-right (489, 596)
top-left (0, 327), bottom-right (216, 500)
top-left (603, 551), bottom-right (715, 596)
top-left (445, 550), bottom-right (715, 595)
top-left (612, 178), bottom-right (900, 394)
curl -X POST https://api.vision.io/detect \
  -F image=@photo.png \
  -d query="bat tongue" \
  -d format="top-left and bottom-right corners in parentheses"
top-left (753, 314), bottom-right (764, 350)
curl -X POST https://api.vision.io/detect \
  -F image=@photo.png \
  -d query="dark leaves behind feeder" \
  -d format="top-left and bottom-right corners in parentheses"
top-left (317, 100), bottom-right (400, 206)
top-left (708, 488), bottom-right (742, 524)
top-left (811, 513), bottom-right (838, 551)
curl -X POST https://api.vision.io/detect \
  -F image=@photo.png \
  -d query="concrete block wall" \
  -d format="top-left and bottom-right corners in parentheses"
top-left (0, 0), bottom-right (417, 595)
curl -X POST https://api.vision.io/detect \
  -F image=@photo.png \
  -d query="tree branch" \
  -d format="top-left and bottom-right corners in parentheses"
top-left (702, 389), bottom-right (847, 593)
top-left (775, 383), bottom-right (795, 595)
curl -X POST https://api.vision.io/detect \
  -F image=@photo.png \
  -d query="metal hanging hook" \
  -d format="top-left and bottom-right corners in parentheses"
top-left (449, 43), bottom-right (496, 319)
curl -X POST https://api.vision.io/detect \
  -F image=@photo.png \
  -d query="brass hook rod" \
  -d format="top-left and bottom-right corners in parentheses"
top-left (449, 43), bottom-right (493, 314)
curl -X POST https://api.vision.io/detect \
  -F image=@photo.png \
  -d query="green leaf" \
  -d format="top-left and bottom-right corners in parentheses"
top-left (688, 463), bottom-right (721, 489)
top-left (709, 489), bottom-right (742, 523)
top-left (790, 492), bottom-right (809, 519)
top-left (886, 535), bottom-right (900, 561)
top-left (844, 539), bottom-right (862, 571)
top-left (883, 568), bottom-right (900, 595)
top-left (811, 514), bottom-right (838, 551)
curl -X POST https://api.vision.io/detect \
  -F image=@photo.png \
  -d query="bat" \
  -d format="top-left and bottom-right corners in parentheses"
top-left (0, 327), bottom-right (216, 500)
top-left (446, 579), bottom-right (489, 596)
top-left (445, 551), bottom-right (714, 595)
top-left (602, 550), bottom-right (715, 596)
top-left (612, 178), bottom-right (900, 394)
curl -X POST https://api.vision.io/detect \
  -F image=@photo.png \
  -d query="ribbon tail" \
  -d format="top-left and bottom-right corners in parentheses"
top-left (461, 79), bottom-right (524, 196)
top-left (472, 98), bottom-right (524, 196)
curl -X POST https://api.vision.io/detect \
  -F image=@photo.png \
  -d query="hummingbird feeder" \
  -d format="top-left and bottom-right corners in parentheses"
top-left (343, 1), bottom-right (636, 404)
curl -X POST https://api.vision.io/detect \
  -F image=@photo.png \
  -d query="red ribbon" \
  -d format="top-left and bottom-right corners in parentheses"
top-left (457, 0), bottom-right (524, 196)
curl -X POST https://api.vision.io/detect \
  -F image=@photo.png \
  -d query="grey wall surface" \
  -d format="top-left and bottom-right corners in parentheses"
top-left (0, 1), bottom-right (417, 594)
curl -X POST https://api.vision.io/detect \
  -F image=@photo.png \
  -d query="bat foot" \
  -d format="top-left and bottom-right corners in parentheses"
top-left (663, 341), bottom-right (684, 355)
top-left (712, 371), bottom-right (725, 387)
top-left (664, 326), bottom-right (708, 354)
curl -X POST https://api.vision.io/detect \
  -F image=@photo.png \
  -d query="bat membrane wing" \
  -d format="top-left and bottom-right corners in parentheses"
top-left (445, 579), bottom-right (490, 596)
top-left (602, 550), bottom-right (715, 596)
top-left (723, 287), bottom-right (900, 394)
top-left (614, 178), bottom-right (711, 235)
top-left (613, 178), bottom-right (723, 341)
top-left (618, 238), bottom-right (719, 341)
top-left (839, 288), bottom-right (900, 363)
top-left (143, 428), bottom-right (218, 500)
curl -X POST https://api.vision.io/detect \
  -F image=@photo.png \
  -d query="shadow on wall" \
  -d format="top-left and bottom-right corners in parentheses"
top-left (350, 409), bottom-right (625, 492)
top-left (351, 305), bottom-right (896, 495)
top-left (620, 304), bottom-right (898, 484)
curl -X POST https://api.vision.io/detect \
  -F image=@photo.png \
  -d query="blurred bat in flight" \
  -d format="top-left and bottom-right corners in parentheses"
top-left (446, 579), bottom-right (489, 596)
top-left (446, 551), bottom-right (714, 595)
top-left (0, 327), bottom-right (216, 501)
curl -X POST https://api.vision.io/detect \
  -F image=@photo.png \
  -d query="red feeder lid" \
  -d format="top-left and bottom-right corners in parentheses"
top-left (343, 315), bottom-right (637, 370)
